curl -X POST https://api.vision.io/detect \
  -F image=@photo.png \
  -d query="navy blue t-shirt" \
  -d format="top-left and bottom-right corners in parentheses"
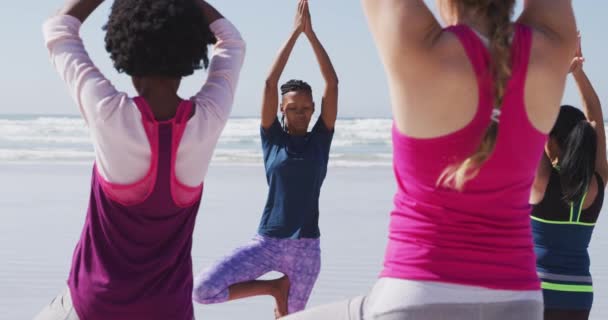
top-left (258, 117), bottom-right (333, 239)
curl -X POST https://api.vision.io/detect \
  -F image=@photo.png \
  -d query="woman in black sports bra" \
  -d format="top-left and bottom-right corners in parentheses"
top-left (530, 35), bottom-right (608, 320)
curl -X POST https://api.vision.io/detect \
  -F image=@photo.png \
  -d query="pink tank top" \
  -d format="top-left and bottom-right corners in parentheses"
top-left (382, 24), bottom-right (545, 290)
top-left (68, 98), bottom-right (203, 319)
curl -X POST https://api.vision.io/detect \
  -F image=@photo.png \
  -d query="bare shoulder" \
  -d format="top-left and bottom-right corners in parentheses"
top-left (523, 26), bottom-right (573, 134)
top-left (393, 28), bottom-right (469, 81)
top-left (530, 169), bottom-right (550, 205)
top-left (390, 28), bottom-right (481, 138)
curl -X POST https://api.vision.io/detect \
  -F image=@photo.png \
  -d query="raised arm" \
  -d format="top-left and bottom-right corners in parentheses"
top-left (518, 0), bottom-right (577, 67)
top-left (261, 0), bottom-right (306, 129)
top-left (44, 0), bottom-right (123, 126)
top-left (195, 0), bottom-right (223, 24)
top-left (57, 0), bottom-right (104, 22)
top-left (192, 1), bottom-right (246, 123)
top-left (570, 37), bottom-right (608, 184)
top-left (518, 0), bottom-right (577, 43)
top-left (361, 0), bottom-right (441, 76)
top-left (302, 0), bottom-right (338, 130)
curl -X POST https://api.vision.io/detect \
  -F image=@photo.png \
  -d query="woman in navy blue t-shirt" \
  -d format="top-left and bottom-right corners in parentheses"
top-left (193, 1), bottom-right (338, 317)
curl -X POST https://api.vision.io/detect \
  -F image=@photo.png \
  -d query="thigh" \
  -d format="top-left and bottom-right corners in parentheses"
top-left (543, 289), bottom-right (593, 311)
top-left (33, 288), bottom-right (79, 320)
top-left (283, 296), bottom-right (366, 320)
top-left (282, 247), bottom-right (321, 313)
top-left (363, 279), bottom-right (543, 320)
top-left (369, 303), bottom-right (480, 320)
top-left (481, 300), bottom-right (543, 320)
top-left (193, 237), bottom-right (276, 295)
top-left (367, 300), bottom-right (542, 320)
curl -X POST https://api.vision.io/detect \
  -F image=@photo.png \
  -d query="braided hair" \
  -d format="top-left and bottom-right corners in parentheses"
top-left (439, 0), bottom-right (516, 190)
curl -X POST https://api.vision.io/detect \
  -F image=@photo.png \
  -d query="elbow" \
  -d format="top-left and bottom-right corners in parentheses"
top-left (264, 78), bottom-right (279, 90)
top-left (327, 77), bottom-right (339, 89)
top-left (213, 27), bottom-right (247, 54)
top-left (228, 23), bottom-right (247, 49)
top-left (233, 38), bottom-right (247, 65)
top-left (236, 37), bottom-right (247, 55)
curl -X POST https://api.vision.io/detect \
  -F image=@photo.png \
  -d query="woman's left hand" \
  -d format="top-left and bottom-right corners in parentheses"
top-left (569, 32), bottom-right (585, 74)
top-left (303, 0), bottom-right (314, 37)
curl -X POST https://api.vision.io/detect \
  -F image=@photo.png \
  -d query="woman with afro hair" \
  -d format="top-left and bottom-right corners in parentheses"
top-left (37, 0), bottom-right (245, 319)
top-left (192, 0), bottom-right (338, 318)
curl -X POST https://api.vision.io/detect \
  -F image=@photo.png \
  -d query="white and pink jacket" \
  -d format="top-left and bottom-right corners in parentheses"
top-left (43, 15), bottom-right (246, 189)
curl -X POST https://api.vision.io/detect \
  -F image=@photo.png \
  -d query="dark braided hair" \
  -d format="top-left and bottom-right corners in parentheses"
top-left (103, 0), bottom-right (216, 77)
top-left (280, 79), bottom-right (313, 96)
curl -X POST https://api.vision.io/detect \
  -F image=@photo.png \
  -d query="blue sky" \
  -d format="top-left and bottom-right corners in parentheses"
top-left (1, 1), bottom-right (605, 118)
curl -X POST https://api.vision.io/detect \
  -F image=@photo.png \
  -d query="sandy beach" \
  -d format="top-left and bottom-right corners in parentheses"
top-left (1, 163), bottom-right (607, 319)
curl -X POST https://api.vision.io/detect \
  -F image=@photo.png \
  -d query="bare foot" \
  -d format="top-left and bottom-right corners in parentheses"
top-left (271, 275), bottom-right (290, 319)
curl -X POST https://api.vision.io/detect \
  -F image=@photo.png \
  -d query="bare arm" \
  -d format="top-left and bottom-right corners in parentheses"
top-left (261, 1), bottom-right (306, 129)
top-left (518, 0), bottom-right (577, 77)
top-left (530, 153), bottom-right (553, 204)
top-left (575, 70), bottom-right (607, 183)
top-left (513, 0), bottom-right (577, 135)
top-left (303, 1), bottom-right (338, 130)
top-left (571, 57), bottom-right (608, 184)
top-left (518, 0), bottom-right (577, 45)
top-left (195, 0), bottom-right (223, 24)
top-left (361, 0), bottom-right (441, 75)
top-left (57, 0), bottom-right (104, 22)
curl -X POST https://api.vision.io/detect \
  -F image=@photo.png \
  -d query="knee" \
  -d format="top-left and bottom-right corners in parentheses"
top-left (192, 275), bottom-right (228, 304)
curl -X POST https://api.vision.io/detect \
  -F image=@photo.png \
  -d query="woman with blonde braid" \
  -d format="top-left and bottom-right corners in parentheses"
top-left (287, 0), bottom-right (577, 319)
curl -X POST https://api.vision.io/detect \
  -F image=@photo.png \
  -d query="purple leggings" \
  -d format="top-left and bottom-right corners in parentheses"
top-left (193, 235), bottom-right (321, 314)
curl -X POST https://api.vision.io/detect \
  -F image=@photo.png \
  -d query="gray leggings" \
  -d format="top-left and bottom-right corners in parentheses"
top-left (33, 288), bottom-right (79, 320)
top-left (285, 294), bottom-right (543, 320)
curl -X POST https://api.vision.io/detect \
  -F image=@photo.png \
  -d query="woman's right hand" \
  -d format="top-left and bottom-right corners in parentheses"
top-left (293, 0), bottom-right (307, 34)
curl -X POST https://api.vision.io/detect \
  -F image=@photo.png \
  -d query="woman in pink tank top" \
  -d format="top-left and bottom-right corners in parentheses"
top-left (286, 1), bottom-right (577, 319)
top-left (36, 0), bottom-right (245, 319)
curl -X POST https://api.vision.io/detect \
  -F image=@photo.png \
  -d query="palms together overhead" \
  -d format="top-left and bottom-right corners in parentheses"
top-left (294, 0), bottom-right (313, 35)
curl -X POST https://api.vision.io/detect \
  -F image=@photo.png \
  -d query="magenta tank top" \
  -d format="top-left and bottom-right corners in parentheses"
top-left (382, 24), bottom-right (545, 290)
top-left (68, 98), bottom-right (204, 319)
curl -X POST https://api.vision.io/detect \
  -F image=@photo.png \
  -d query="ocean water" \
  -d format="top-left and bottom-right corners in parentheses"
top-left (0, 115), bottom-right (393, 167)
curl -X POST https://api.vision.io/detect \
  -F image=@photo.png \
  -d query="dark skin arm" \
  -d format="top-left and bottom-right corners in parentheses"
top-left (195, 0), bottom-right (224, 24)
top-left (56, 0), bottom-right (104, 23)
top-left (302, 0), bottom-right (338, 130)
top-left (58, 0), bottom-right (224, 26)
top-left (261, 0), bottom-right (306, 130)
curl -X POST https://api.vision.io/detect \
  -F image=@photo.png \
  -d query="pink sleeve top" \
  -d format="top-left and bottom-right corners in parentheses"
top-left (43, 15), bottom-right (246, 187)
